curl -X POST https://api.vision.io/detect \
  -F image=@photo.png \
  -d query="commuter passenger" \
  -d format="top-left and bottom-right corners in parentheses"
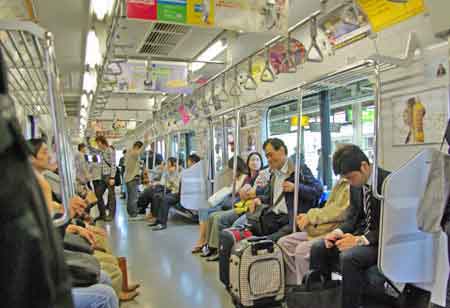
top-left (125, 141), bottom-right (146, 220)
top-left (187, 153), bottom-right (201, 167)
top-left (75, 143), bottom-right (92, 189)
top-left (278, 175), bottom-right (350, 285)
top-left (146, 143), bottom-right (163, 169)
top-left (148, 157), bottom-right (182, 231)
top-left (30, 140), bottom-right (121, 307)
top-left (193, 156), bottom-right (248, 255)
top-left (119, 149), bottom-right (127, 199)
top-left (246, 138), bottom-right (323, 241)
top-left (93, 136), bottom-right (116, 221)
top-left (31, 138), bottom-right (140, 303)
top-left (309, 144), bottom-right (390, 308)
top-left (196, 153), bottom-right (263, 258)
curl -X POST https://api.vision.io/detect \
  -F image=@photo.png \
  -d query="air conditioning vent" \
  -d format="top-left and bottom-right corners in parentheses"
top-left (138, 23), bottom-right (190, 56)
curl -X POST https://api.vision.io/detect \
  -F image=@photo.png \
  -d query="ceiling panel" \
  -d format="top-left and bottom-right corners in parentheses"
top-left (113, 18), bottom-right (222, 59)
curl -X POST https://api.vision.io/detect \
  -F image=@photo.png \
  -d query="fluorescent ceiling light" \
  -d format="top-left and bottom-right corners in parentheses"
top-left (80, 107), bottom-right (88, 118)
top-left (83, 71), bottom-right (97, 93)
top-left (192, 39), bottom-right (227, 72)
top-left (85, 30), bottom-right (102, 68)
top-left (91, 0), bottom-right (115, 20)
top-left (81, 93), bottom-right (89, 108)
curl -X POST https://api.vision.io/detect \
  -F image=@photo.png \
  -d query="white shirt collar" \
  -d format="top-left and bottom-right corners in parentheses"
top-left (279, 159), bottom-right (289, 175)
top-left (365, 168), bottom-right (374, 188)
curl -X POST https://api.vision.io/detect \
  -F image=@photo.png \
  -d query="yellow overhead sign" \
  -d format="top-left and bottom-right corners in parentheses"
top-left (357, 0), bottom-right (425, 32)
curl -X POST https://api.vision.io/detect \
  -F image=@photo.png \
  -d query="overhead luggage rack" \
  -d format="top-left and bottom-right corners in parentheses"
top-left (0, 20), bottom-right (52, 115)
top-left (0, 20), bottom-right (75, 227)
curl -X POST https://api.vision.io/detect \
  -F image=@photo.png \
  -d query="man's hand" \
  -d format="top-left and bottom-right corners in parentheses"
top-left (70, 196), bottom-right (87, 218)
top-left (282, 181), bottom-right (295, 193)
top-left (248, 198), bottom-right (261, 213)
top-left (335, 234), bottom-right (359, 252)
top-left (324, 231), bottom-right (342, 249)
top-left (296, 214), bottom-right (309, 231)
top-left (78, 227), bottom-right (97, 247)
top-left (87, 225), bottom-right (107, 237)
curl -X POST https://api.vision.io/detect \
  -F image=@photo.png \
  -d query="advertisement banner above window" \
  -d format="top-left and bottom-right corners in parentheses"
top-left (114, 61), bottom-right (192, 95)
top-left (126, 0), bottom-right (288, 35)
top-left (356, 0), bottom-right (425, 32)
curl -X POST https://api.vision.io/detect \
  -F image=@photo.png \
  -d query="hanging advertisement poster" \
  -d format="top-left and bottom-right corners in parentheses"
top-left (178, 104), bottom-right (191, 124)
top-left (158, 0), bottom-right (187, 23)
top-left (152, 62), bottom-right (192, 94)
top-left (357, 0), bottom-right (425, 33)
top-left (113, 61), bottom-right (192, 94)
top-left (127, 0), bottom-right (215, 27)
top-left (187, 0), bottom-right (215, 26)
top-left (127, 0), bottom-right (157, 20)
top-left (392, 87), bottom-right (448, 146)
top-left (319, 3), bottom-right (371, 50)
top-left (269, 38), bottom-right (306, 74)
top-left (215, 0), bottom-right (289, 35)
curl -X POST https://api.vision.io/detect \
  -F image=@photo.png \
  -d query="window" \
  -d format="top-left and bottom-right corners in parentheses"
top-left (266, 79), bottom-right (375, 186)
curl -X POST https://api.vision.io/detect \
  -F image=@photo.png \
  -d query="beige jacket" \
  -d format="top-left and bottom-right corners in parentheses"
top-left (305, 178), bottom-right (350, 239)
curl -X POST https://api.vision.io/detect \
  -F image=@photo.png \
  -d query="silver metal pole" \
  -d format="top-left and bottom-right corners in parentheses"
top-left (293, 88), bottom-right (304, 233)
top-left (152, 139), bottom-right (157, 170)
top-left (372, 63), bottom-right (383, 200)
top-left (146, 144), bottom-right (150, 169)
top-left (231, 110), bottom-right (241, 203)
top-left (177, 131), bottom-right (181, 174)
top-left (221, 116), bottom-right (228, 166)
top-left (207, 119), bottom-right (215, 196)
top-left (44, 32), bottom-right (73, 227)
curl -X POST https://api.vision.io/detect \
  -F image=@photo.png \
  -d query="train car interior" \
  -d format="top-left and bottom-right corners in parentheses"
top-left (1, 0), bottom-right (450, 307)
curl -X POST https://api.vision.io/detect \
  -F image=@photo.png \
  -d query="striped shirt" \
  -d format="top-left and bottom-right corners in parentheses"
top-left (89, 146), bottom-right (116, 178)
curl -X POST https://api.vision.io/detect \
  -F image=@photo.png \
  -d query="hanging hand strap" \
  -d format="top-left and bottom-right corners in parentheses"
top-left (306, 16), bottom-right (324, 63)
top-left (243, 58), bottom-right (258, 90)
top-left (261, 47), bottom-right (276, 82)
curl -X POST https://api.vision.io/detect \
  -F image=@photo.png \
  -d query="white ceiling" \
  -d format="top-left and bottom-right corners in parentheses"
top-left (26, 0), bottom-right (337, 137)
top-left (34, 0), bottom-right (90, 117)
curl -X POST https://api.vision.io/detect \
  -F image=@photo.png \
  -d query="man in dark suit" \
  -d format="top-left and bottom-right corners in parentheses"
top-left (310, 144), bottom-right (390, 308)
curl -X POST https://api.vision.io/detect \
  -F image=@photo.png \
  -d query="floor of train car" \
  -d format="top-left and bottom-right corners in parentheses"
top-left (104, 196), bottom-right (394, 308)
top-left (105, 197), bottom-right (234, 308)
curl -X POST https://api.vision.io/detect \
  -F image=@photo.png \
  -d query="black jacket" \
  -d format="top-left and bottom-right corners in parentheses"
top-left (341, 168), bottom-right (390, 245)
top-left (0, 49), bottom-right (73, 308)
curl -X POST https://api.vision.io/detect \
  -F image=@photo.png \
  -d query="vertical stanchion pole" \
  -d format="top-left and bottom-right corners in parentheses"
top-left (152, 139), bottom-right (157, 170)
top-left (177, 131), bottom-right (181, 175)
top-left (44, 32), bottom-right (74, 227)
top-left (207, 118), bottom-right (214, 196)
top-left (293, 87), bottom-right (304, 233)
top-left (231, 109), bottom-right (241, 203)
top-left (222, 115), bottom-right (228, 167)
top-left (372, 63), bottom-right (383, 200)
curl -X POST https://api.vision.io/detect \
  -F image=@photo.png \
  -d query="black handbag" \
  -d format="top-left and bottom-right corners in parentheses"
top-left (286, 270), bottom-right (342, 308)
top-left (64, 233), bottom-right (94, 254)
top-left (64, 250), bottom-right (100, 287)
top-left (398, 284), bottom-right (431, 308)
top-left (247, 192), bottom-right (286, 236)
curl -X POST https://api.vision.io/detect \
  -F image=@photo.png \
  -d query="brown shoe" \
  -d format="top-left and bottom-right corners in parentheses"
top-left (118, 257), bottom-right (140, 292)
top-left (119, 290), bottom-right (139, 302)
